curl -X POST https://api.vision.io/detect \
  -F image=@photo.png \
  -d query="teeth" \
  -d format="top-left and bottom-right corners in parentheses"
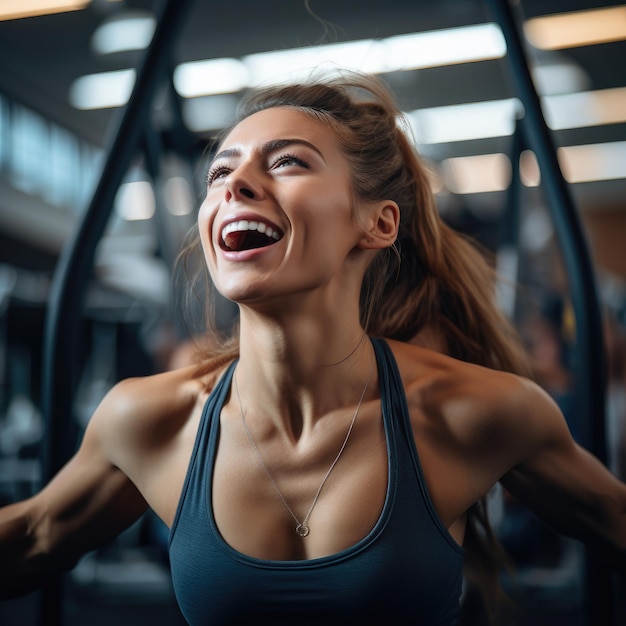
top-left (221, 219), bottom-right (281, 242)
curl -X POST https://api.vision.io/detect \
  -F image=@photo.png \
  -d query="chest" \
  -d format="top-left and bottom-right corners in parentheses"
top-left (212, 402), bottom-right (389, 560)
top-left (168, 390), bottom-right (464, 626)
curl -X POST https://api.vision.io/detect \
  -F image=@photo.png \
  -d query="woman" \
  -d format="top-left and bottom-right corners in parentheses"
top-left (1, 71), bottom-right (624, 625)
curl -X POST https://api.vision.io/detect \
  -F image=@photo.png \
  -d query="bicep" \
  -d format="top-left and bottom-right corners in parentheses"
top-left (500, 398), bottom-right (626, 554)
top-left (29, 415), bottom-right (147, 569)
top-left (25, 393), bottom-right (147, 569)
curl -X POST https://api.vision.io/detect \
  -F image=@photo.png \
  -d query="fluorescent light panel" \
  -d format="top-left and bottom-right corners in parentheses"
top-left (115, 180), bottom-right (155, 220)
top-left (409, 99), bottom-right (520, 144)
top-left (442, 153), bottom-right (511, 194)
top-left (91, 14), bottom-right (156, 55)
top-left (440, 141), bottom-right (626, 194)
top-left (241, 40), bottom-right (387, 88)
top-left (531, 61), bottom-right (590, 96)
top-left (559, 141), bottom-right (626, 183)
top-left (173, 59), bottom-right (250, 99)
top-left (69, 68), bottom-right (135, 110)
top-left (408, 87), bottom-right (626, 146)
top-left (70, 65), bottom-right (626, 148)
top-left (164, 177), bottom-right (194, 216)
top-left (174, 23), bottom-right (505, 98)
top-left (0, 0), bottom-right (90, 21)
top-left (383, 23), bottom-right (505, 71)
top-left (524, 6), bottom-right (626, 50)
top-left (544, 87), bottom-right (626, 130)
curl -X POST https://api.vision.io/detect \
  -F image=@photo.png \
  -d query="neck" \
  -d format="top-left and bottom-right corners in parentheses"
top-left (233, 305), bottom-right (373, 441)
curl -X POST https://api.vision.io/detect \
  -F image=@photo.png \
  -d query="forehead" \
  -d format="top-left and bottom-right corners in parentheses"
top-left (219, 106), bottom-right (340, 155)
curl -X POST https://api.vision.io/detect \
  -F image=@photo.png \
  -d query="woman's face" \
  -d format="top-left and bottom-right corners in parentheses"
top-left (198, 106), bottom-right (370, 308)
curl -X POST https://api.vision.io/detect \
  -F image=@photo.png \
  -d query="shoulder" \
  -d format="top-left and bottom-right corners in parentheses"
top-left (87, 358), bottom-right (234, 468)
top-left (385, 336), bottom-right (523, 397)
top-left (385, 338), bottom-right (567, 473)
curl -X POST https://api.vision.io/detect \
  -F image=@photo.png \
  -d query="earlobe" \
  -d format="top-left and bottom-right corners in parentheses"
top-left (359, 201), bottom-right (400, 250)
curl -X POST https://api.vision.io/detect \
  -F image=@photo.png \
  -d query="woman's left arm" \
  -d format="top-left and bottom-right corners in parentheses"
top-left (500, 378), bottom-right (626, 574)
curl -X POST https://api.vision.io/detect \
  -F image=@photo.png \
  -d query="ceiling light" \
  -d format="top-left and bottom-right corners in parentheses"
top-left (559, 141), bottom-right (626, 183)
top-left (164, 177), bottom-right (194, 216)
top-left (0, 0), bottom-right (90, 21)
top-left (404, 86), bottom-right (626, 146)
top-left (531, 61), bottom-right (590, 96)
top-left (243, 39), bottom-right (387, 87)
top-left (383, 23), bottom-right (505, 71)
top-left (173, 23), bottom-right (506, 99)
top-left (543, 87), bottom-right (626, 130)
top-left (441, 153), bottom-right (511, 194)
top-left (173, 59), bottom-right (249, 98)
top-left (409, 98), bottom-right (521, 144)
top-left (439, 141), bottom-right (626, 195)
top-left (115, 180), bottom-right (155, 221)
top-left (91, 13), bottom-right (156, 55)
top-left (69, 68), bottom-right (135, 109)
top-left (524, 6), bottom-right (626, 50)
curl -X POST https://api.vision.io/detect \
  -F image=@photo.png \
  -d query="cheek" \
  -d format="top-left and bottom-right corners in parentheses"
top-left (196, 201), bottom-right (222, 285)
top-left (310, 189), bottom-right (356, 237)
top-left (296, 182), bottom-right (353, 221)
top-left (197, 197), bottom-right (216, 250)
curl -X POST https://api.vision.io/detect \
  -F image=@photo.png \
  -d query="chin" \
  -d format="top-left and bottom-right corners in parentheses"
top-left (217, 281), bottom-right (272, 306)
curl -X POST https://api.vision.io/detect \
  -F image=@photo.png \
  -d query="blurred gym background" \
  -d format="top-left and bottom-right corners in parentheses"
top-left (0, 0), bottom-right (625, 624)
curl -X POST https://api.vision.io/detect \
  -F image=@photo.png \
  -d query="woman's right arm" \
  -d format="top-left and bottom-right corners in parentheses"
top-left (0, 390), bottom-right (149, 599)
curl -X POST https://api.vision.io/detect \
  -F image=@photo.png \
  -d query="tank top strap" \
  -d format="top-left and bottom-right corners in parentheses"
top-left (371, 337), bottom-right (463, 553)
top-left (371, 337), bottom-right (409, 426)
top-left (169, 359), bottom-right (238, 542)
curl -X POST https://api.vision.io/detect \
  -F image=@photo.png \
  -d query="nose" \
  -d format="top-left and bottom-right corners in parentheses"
top-left (231, 186), bottom-right (254, 199)
top-left (224, 164), bottom-right (263, 202)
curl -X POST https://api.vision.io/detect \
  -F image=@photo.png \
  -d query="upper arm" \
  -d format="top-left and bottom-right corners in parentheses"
top-left (396, 343), bottom-right (626, 568)
top-left (39, 410), bottom-right (148, 566)
top-left (499, 378), bottom-right (626, 564)
top-left (6, 381), bottom-right (149, 574)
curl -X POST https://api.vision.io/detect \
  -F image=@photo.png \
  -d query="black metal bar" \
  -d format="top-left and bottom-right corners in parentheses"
top-left (501, 118), bottom-right (525, 248)
top-left (495, 118), bottom-right (525, 321)
top-left (484, 0), bottom-right (611, 624)
top-left (39, 0), bottom-right (195, 624)
top-left (142, 126), bottom-right (176, 270)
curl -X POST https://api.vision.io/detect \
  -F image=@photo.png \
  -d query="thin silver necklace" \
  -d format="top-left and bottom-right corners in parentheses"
top-left (234, 352), bottom-right (374, 538)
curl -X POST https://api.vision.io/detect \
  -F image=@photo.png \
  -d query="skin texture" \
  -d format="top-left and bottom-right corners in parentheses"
top-left (1, 108), bottom-right (625, 597)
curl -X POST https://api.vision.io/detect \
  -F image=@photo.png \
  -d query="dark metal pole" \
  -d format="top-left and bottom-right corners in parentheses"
top-left (496, 118), bottom-right (525, 320)
top-left (484, 0), bottom-right (611, 624)
top-left (39, 0), bottom-right (195, 624)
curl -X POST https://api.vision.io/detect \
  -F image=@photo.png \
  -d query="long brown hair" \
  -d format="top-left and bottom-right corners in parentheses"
top-left (178, 70), bottom-right (528, 618)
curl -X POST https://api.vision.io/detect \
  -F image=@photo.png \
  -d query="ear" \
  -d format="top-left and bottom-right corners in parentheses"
top-left (358, 201), bottom-right (400, 250)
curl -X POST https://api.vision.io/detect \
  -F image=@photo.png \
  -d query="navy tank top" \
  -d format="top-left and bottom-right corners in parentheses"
top-left (169, 338), bottom-right (463, 625)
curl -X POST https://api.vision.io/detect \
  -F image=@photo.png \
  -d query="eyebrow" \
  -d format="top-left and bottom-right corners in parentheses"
top-left (211, 138), bottom-right (325, 165)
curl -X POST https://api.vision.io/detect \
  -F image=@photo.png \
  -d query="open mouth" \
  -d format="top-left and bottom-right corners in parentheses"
top-left (220, 219), bottom-right (283, 252)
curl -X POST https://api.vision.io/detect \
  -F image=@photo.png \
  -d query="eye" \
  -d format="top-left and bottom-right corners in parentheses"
top-left (206, 164), bottom-right (231, 186)
top-left (271, 153), bottom-right (310, 170)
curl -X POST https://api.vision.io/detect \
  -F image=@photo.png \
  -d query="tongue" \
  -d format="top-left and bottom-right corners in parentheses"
top-left (224, 231), bottom-right (247, 251)
top-left (224, 230), bottom-right (274, 251)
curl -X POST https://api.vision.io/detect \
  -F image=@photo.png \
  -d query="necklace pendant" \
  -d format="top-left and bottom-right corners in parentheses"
top-left (295, 524), bottom-right (310, 537)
